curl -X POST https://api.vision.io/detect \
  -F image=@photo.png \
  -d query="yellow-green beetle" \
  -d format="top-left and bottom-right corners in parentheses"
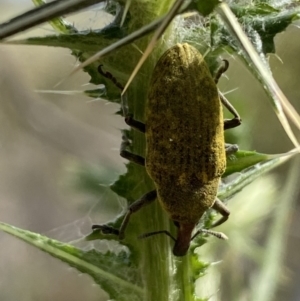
top-left (93, 43), bottom-right (241, 256)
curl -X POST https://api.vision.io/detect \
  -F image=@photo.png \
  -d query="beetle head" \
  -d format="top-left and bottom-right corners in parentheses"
top-left (140, 222), bottom-right (227, 256)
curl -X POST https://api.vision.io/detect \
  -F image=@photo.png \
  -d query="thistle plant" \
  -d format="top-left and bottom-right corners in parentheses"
top-left (0, 1), bottom-right (300, 301)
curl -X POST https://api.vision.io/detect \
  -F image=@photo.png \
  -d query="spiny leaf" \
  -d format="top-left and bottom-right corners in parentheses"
top-left (224, 150), bottom-right (270, 177)
top-left (0, 222), bottom-right (144, 301)
top-left (224, 3), bottom-right (300, 54)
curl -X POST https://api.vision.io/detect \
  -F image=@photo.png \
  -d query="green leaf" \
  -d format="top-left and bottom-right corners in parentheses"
top-left (188, 0), bottom-right (221, 16)
top-left (224, 150), bottom-right (270, 177)
top-left (0, 222), bottom-right (144, 301)
top-left (231, 4), bottom-right (300, 54)
top-left (218, 152), bottom-right (292, 202)
top-left (206, 3), bottom-right (300, 56)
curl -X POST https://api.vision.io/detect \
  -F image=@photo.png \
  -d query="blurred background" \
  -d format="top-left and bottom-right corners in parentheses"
top-left (0, 1), bottom-right (300, 301)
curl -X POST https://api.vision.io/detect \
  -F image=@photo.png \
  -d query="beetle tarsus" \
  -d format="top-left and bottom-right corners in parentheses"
top-left (92, 224), bottom-right (120, 236)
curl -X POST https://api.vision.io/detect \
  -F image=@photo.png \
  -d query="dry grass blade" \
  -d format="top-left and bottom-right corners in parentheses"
top-left (121, 0), bottom-right (132, 27)
top-left (122, 0), bottom-right (188, 95)
top-left (0, 0), bottom-right (105, 39)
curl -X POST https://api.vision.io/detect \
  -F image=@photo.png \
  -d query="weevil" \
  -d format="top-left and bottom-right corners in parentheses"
top-left (92, 43), bottom-right (241, 256)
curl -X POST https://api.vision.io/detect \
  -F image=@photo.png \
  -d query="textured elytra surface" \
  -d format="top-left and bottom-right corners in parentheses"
top-left (145, 43), bottom-right (225, 224)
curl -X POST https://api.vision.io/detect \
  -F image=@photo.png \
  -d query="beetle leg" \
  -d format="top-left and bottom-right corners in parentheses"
top-left (214, 59), bottom-right (229, 84)
top-left (225, 143), bottom-right (238, 155)
top-left (210, 198), bottom-right (230, 228)
top-left (120, 135), bottom-right (145, 166)
top-left (118, 190), bottom-right (157, 239)
top-left (98, 65), bottom-right (146, 133)
top-left (219, 93), bottom-right (242, 130)
top-left (122, 92), bottom-right (146, 132)
top-left (98, 64), bottom-right (124, 90)
top-left (92, 190), bottom-right (157, 239)
top-left (213, 60), bottom-right (242, 130)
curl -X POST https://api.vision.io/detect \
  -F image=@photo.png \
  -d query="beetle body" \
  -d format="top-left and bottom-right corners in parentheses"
top-left (146, 43), bottom-right (225, 255)
top-left (93, 43), bottom-right (241, 256)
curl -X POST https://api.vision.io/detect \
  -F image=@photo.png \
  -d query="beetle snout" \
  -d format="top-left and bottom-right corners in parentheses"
top-left (172, 222), bottom-right (195, 256)
top-left (172, 240), bottom-right (190, 256)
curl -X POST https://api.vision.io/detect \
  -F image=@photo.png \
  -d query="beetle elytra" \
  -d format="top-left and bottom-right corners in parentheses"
top-left (92, 43), bottom-right (241, 256)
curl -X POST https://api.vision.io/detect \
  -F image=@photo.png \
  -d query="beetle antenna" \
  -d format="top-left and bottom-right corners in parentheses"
top-left (139, 230), bottom-right (176, 242)
top-left (191, 229), bottom-right (228, 241)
